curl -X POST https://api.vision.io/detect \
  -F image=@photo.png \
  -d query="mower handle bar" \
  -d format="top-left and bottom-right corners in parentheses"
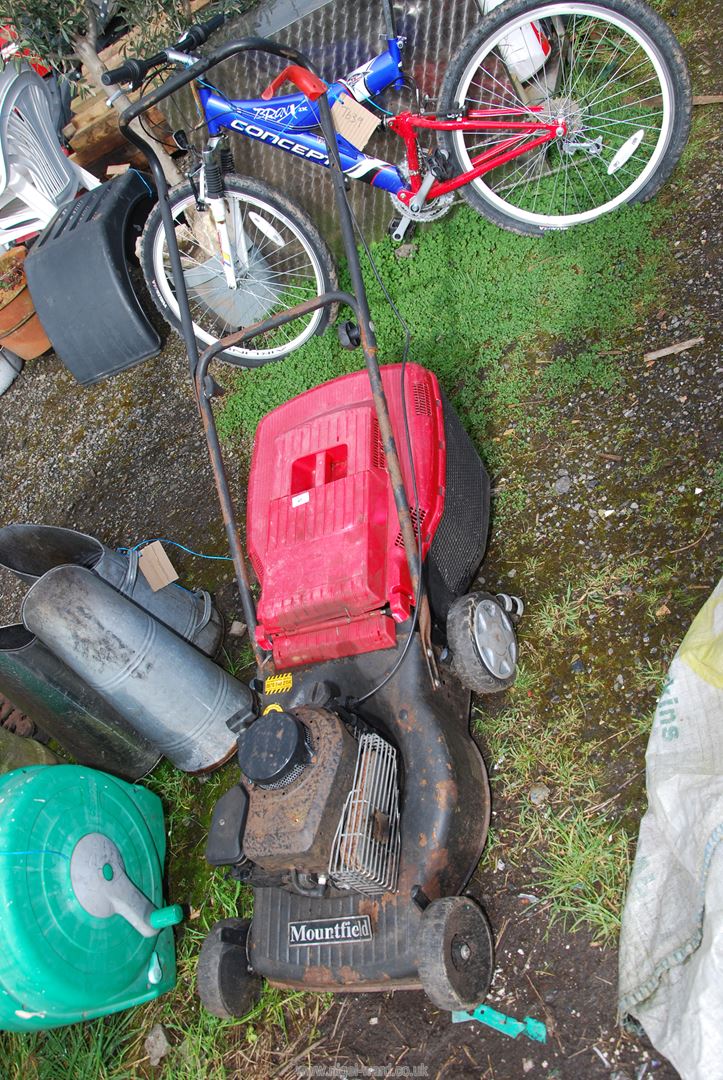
top-left (197, 290), bottom-right (361, 379)
top-left (118, 34), bottom-right (427, 678)
top-left (193, 290), bottom-right (361, 671)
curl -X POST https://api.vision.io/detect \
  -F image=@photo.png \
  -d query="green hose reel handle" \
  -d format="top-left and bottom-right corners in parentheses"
top-left (149, 904), bottom-right (184, 930)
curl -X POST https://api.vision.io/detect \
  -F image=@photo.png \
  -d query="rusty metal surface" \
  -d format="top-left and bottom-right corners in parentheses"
top-left (168, 0), bottom-right (485, 246)
top-left (247, 630), bottom-right (490, 988)
top-left (198, 288), bottom-right (355, 360)
top-left (242, 706), bottom-right (358, 873)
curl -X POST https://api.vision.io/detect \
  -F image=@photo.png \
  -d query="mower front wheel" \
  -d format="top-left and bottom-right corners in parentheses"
top-left (197, 918), bottom-right (262, 1019)
top-left (447, 592), bottom-right (517, 694)
top-left (417, 896), bottom-right (495, 1011)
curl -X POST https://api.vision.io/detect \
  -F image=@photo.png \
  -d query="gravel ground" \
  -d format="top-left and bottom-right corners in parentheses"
top-left (0, 325), bottom-right (238, 622)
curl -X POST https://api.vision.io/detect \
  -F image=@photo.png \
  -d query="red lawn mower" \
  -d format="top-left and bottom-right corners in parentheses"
top-left (121, 22), bottom-right (520, 1013)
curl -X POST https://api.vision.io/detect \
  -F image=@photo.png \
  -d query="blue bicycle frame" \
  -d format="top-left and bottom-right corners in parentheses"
top-left (198, 38), bottom-right (407, 197)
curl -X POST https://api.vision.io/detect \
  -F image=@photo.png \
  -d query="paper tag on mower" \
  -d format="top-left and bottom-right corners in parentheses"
top-left (331, 94), bottom-right (380, 150)
top-left (138, 541), bottom-right (179, 592)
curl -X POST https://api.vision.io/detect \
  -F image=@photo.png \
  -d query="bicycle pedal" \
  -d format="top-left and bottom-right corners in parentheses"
top-left (388, 216), bottom-right (415, 243)
top-left (428, 148), bottom-right (454, 180)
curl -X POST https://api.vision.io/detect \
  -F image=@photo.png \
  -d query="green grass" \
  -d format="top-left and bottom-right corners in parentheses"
top-left (216, 201), bottom-right (665, 460)
top-left (528, 558), bottom-right (648, 645)
top-left (524, 808), bottom-right (633, 943)
top-left (0, 1012), bottom-right (138, 1080)
top-left (473, 556), bottom-right (684, 943)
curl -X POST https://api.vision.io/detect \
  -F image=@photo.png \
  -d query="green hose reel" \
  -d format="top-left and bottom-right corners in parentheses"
top-left (0, 765), bottom-right (182, 1032)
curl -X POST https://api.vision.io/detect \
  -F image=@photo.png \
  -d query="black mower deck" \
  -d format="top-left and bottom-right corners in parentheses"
top-left (248, 631), bottom-right (490, 991)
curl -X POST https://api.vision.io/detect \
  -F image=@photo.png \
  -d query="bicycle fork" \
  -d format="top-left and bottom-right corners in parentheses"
top-left (201, 138), bottom-right (249, 288)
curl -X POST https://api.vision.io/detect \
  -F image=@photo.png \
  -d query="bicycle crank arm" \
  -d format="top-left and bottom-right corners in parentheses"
top-left (390, 215), bottom-right (415, 243)
top-left (408, 169), bottom-right (437, 214)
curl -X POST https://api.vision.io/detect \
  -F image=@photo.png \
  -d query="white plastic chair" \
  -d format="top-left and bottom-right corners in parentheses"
top-left (0, 66), bottom-right (100, 245)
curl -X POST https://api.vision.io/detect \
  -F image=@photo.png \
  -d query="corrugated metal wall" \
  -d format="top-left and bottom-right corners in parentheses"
top-left (167, 0), bottom-right (484, 246)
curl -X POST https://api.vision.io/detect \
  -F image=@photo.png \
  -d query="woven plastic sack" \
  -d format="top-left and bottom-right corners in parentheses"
top-left (619, 578), bottom-right (723, 1078)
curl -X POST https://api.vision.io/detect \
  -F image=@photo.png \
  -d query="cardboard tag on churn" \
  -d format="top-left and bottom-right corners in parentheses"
top-left (138, 541), bottom-right (179, 592)
top-left (331, 94), bottom-right (380, 150)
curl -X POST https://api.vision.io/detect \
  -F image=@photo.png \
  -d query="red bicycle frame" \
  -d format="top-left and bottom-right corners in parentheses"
top-left (388, 109), bottom-right (564, 206)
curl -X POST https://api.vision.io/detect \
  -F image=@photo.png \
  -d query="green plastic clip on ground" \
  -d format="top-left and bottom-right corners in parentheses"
top-left (452, 1004), bottom-right (547, 1042)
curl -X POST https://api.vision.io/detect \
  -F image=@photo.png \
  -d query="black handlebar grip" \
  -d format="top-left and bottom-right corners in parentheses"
top-left (201, 13), bottom-right (227, 36)
top-left (177, 13), bottom-right (227, 50)
top-left (101, 59), bottom-right (144, 86)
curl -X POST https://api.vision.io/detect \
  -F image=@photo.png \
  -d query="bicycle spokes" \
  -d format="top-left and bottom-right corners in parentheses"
top-left (165, 187), bottom-right (327, 357)
top-left (447, 5), bottom-right (674, 227)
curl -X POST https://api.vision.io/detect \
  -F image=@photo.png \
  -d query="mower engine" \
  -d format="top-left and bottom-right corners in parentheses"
top-left (233, 706), bottom-right (400, 896)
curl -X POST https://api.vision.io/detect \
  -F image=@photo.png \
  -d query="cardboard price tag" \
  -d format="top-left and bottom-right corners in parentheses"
top-left (331, 94), bottom-right (380, 150)
top-left (138, 541), bottom-right (179, 592)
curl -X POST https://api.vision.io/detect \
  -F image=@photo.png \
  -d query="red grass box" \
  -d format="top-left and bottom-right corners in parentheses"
top-left (248, 363), bottom-right (446, 668)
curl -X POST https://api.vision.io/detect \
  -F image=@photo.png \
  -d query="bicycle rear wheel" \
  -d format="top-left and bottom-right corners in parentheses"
top-left (140, 175), bottom-right (337, 365)
top-left (439, 0), bottom-right (691, 235)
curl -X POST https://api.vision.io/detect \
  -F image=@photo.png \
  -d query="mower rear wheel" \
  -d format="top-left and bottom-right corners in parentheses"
top-left (447, 592), bottom-right (517, 694)
top-left (197, 918), bottom-right (262, 1019)
top-left (417, 896), bottom-right (495, 1011)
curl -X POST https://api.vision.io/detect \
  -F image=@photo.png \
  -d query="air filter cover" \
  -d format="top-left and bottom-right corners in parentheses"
top-left (238, 711), bottom-right (309, 787)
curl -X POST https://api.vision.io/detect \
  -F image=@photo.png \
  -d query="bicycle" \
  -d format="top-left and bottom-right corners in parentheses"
top-left (103, 1), bottom-right (691, 365)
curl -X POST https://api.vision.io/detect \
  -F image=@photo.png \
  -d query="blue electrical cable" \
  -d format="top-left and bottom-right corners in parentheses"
top-left (128, 168), bottom-right (154, 197)
top-left (366, 96), bottom-right (393, 116)
top-left (122, 538), bottom-right (233, 561)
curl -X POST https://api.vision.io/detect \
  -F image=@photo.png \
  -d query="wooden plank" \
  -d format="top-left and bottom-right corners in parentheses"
top-left (643, 337), bottom-right (704, 363)
top-left (70, 142), bottom-right (148, 171)
top-left (69, 111), bottom-right (128, 157)
top-left (70, 95), bottom-right (113, 128)
top-left (67, 105), bottom-right (175, 163)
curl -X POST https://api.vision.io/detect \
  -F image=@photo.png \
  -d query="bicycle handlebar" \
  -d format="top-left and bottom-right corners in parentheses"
top-left (101, 12), bottom-right (228, 87)
top-left (119, 37), bottom-right (323, 126)
top-left (175, 12), bottom-right (226, 50)
top-left (102, 55), bottom-right (162, 87)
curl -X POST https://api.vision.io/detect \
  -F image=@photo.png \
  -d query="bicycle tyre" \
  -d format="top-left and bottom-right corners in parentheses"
top-left (140, 174), bottom-right (338, 365)
top-left (438, 0), bottom-right (691, 235)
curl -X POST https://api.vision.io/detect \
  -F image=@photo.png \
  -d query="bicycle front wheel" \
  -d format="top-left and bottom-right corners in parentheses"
top-left (141, 175), bottom-right (337, 365)
top-left (438, 0), bottom-right (691, 234)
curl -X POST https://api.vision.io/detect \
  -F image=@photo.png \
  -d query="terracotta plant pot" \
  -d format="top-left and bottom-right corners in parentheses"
top-left (0, 246), bottom-right (51, 361)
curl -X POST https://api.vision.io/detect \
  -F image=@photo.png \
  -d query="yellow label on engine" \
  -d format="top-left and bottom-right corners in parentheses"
top-left (264, 673), bottom-right (293, 695)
